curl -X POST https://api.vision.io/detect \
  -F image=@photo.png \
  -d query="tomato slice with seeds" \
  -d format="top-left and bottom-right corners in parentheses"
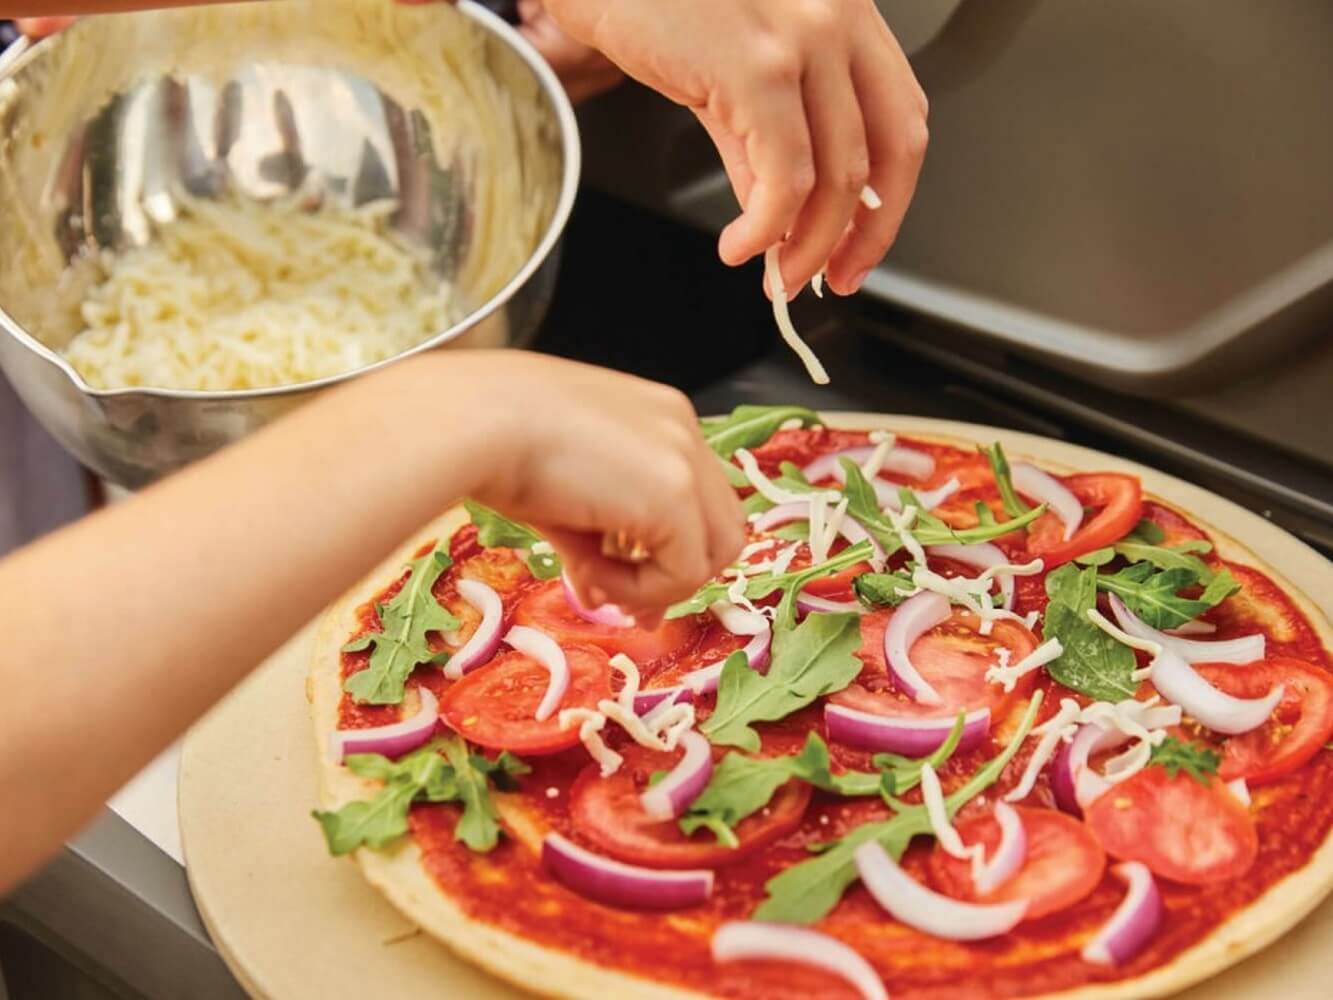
top-left (439, 644), bottom-right (612, 755)
top-left (1025, 472), bottom-right (1142, 568)
top-left (927, 806), bottom-right (1105, 919)
top-left (514, 580), bottom-right (702, 664)
top-left (1084, 766), bottom-right (1257, 884)
top-left (828, 608), bottom-right (1039, 724)
top-left (1197, 658), bottom-right (1333, 785)
top-left (568, 746), bottom-right (812, 869)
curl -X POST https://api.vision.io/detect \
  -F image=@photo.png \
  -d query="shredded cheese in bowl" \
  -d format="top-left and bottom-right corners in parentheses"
top-left (62, 197), bottom-right (465, 392)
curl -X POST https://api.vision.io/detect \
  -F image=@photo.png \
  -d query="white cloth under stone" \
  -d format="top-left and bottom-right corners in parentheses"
top-left (0, 374), bottom-right (90, 556)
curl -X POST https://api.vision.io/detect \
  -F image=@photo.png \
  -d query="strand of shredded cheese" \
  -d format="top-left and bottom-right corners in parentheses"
top-left (558, 709), bottom-right (622, 776)
top-left (765, 246), bottom-right (830, 385)
top-left (986, 638), bottom-right (1064, 693)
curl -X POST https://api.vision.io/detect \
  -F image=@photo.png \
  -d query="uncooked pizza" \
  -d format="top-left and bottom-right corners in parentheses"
top-left (308, 407), bottom-right (1333, 1000)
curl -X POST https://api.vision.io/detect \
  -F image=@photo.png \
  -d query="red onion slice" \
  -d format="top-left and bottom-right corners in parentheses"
top-left (542, 833), bottom-right (713, 910)
top-left (442, 578), bottom-right (505, 679)
top-left (640, 731), bottom-right (715, 820)
top-left (1051, 723), bottom-right (1127, 816)
top-left (1080, 862), bottom-right (1162, 966)
top-left (854, 841), bottom-right (1028, 940)
top-left (884, 591), bottom-right (950, 706)
top-left (797, 591), bottom-right (863, 616)
top-left (926, 542), bottom-right (1016, 610)
top-left (682, 624), bottom-right (773, 695)
top-left (633, 685), bottom-right (693, 716)
top-left (561, 572), bottom-right (635, 628)
top-left (1108, 594), bottom-right (1265, 665)
top-left (802, 445), bottom-right (936, 484)
top-left (972, 802), bottom-right (1028, 894)
top-left (329, 687), bottom-right (439, 763)
top-left (1149, 645), bottom-right (1283, 735)
top-left (1011, 463), bottom-right (1083, 541)
top-left (824, 704), bottom-right (990, 755)
top-left (503, 625), bottom-right (571, 722)
top-left (712, 922), bottom-right (887, 1000)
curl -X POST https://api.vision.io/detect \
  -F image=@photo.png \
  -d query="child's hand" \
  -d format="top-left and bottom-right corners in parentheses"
top-left (446, 352), bottom-right (744, 622)
top-left (546, 0), bottom-right (928, 296)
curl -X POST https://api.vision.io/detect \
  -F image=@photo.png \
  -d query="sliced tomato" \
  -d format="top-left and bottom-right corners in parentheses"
top-left (568, 746), bottom-right (812, 869)
top-left (927, 806), bottom-right (1105, 919)
top-left (1025, 472), bottom-right (1142, 568)
top-left (439, 644), bottom-right (612, 755)
top-left (514, 580), bottom-right (702, 664)
top-left (927, 451), bottom-right (994, 493)
top-left (800, 562), bottom-right (872, 601)
top-left (1084, 766), bottom-right (1257, 885)
top-left (828, 608), bottom-right (1039, 724)
top-left (1197, 658), bottom-right (1333, 785)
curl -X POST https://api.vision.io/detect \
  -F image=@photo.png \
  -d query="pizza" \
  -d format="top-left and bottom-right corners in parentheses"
top-left (308, 407), bottom-right (1333, 1000)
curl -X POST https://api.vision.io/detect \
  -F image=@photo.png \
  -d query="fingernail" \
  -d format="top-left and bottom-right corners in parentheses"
top-left (846, 269), bottom-right (872, 294)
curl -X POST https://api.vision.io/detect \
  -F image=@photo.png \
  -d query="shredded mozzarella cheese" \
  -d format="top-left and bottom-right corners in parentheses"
top-left (63, 197), bottom-right (466, 391)
top-left (1004, 698), bottom-right (1083, 802)
top-left (919, 763), bottom-right (980, 864)
top-left (770, 542), bottom-right (800, 576)
top-left (608, 653), bottom-right (642, 715)
top-left (735, 448), bottom-right (835, 506)
top-left (558, 709), bottom-right (622, 776)
top-left (986, 638), bottom-right (1064, 693)
top-left (887, 504), bottom-right (929, 567)
top-left (859, 437), bottom-right (894, 480)
top-left (764, 246), bottom-right (830, 385)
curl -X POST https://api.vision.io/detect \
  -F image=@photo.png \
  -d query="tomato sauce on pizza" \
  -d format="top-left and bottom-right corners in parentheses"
top-left (318, 414), bottom-right (1333, 999)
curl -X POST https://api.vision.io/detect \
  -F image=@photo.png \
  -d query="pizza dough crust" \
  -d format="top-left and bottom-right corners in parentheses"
top-left (306, 414), bottom-right (1333, 1000)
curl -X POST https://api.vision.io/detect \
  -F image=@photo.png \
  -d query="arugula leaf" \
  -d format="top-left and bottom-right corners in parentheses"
top-left (666, 542), bottom-right (873, 620)
top-left (770, 543), bottom-right (874, 631)
top-left (702, 614), bottom-right (863, 750)
top-left (853, 571), bottom-right (916, 609)
top-left (1129, 519), bottom-right (1167, 545)
top-left (463, 500), bottom-right (561, 580)
top-left (873, 711), bottom-right (968, 796)
top-left (313, 741), bottom-right (527, 856)
top-left (772, 522), bottom-right (811, 542)
top-left (1111, 538), bottom-right (1214, 582)
top-left (754, 693), bottom-right (1043, 924)
top-left (1096, 563), bottom-right (1240, 630)
top-left (984, 443), bottom-right (1032, 519)
top-left (836, 460), bottom-right (902, 555)
top-left (343, 543), bottom-right (459, 705)
top-left (908, 497), bottom-right (1047, 548)
top-left (1150, 737), bottom-right (1221, 785)
top-left (780, 461), bottom-right (812, 484)
top-left (1042, 564), bottom-right (1138, 701)
top-left (1075, 547), bottom-right (1117, 567)
top-left (741, 472), bottom-right (825, 516)
top-left (703, 405), bottom-right (822, 459)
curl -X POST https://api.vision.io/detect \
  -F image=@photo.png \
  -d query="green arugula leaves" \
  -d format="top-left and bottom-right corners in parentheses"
top-left (852, 570), bottom-right (916, 609)
top-left (312, 738), bottom-right (530, 856)
top-left (463, 501), bottom-right (561, 580)
top-left (703, 404), bottom-right (822, 460)
top-left (1149, 737), bottom-right (1221, 785)
top-left (1095, 563), bottom-right (1240, 630)
top-left (1077, 519), bottom-right (1219, 584)
top-left (343, 543), bottom-right (459, 705)
top-left (984, 443), bottom-right (1032, 520)
top-left (1041, 564), bottom-right (1138, 702)
top-left (702, 613), bottom-right (863, 751)
top-left (753, 693), bottom-right (1043, 924)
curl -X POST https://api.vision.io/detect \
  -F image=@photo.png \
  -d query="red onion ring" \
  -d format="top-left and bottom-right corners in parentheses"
top-left (1080, 862), bottom-right (1162, 966)
top-left (1149, 645), bottom-right (1282, 735)
top-left (854, 841), bottom-right (1028, 940)
top-left (972, 802), bottom-right (1027, 894)
top-left (542, 833), bottom-right (713, 910)
top-left (926, 542), bottom-right (1016, 610)
top-left (884, 591), bottom-right (950, 706)
top-left (681, 625), bottom-right (773, 695)
top-left (328, 687), bottom-right (439, 763)
top-left (712, 923), bottom-right (887, 1000)
top-left (796, 591), bottom-right (863, 616)
top-left (1051, 723), bottom-right (1126, 816)
top-left (640, 731), bottom-right (715, 820)
top-left (633, 686), bottom-right (693, 716)
top-left (443, 578), bottom-right (505, 679)
top-left (824, 704), bottom-right (990, 755)
top-left (802, 445), bottom-right (936, 484)
top-left (1011, 463), bottom-right (1083, 541)
top-left (1108, 593), bottom-right (1264, 665)
top-left (502, 625), bottom-right (571, 722)
top-left (561, 572), bottom-right (635, 628)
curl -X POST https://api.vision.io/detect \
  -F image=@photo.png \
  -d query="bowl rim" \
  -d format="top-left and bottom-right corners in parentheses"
top-left (0, 0), bottom-right (582, 401)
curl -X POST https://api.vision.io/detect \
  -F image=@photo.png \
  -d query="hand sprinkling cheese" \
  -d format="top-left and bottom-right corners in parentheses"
top-left (806, 188), bottom-right (883, 302)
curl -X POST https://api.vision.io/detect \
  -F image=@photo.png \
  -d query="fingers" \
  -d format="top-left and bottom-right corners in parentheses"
top-left (824, 37), bottom-right (928, 295)
top-left (695, 108), bottom-right (756, 210)
top-left (716, 60), bottom-right (815, 267)
top-left (16, 17), bottom-right (76, 38)
top-left (772, 60), bottom-right (870, 294)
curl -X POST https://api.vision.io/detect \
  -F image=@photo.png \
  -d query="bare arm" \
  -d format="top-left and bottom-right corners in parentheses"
top-left (0, 350), bottom-right (743, 892)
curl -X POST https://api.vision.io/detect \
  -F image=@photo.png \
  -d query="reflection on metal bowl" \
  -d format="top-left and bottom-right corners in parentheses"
top-left (0, 0), bottom-right (579, 488)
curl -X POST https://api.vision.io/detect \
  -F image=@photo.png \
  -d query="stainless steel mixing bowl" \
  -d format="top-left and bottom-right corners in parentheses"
top-left (0, 0), bottom-right (579, 488)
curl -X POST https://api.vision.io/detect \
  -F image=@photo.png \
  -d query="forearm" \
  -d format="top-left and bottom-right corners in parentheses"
top-left (0, 355), bottom-right (500, 891)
